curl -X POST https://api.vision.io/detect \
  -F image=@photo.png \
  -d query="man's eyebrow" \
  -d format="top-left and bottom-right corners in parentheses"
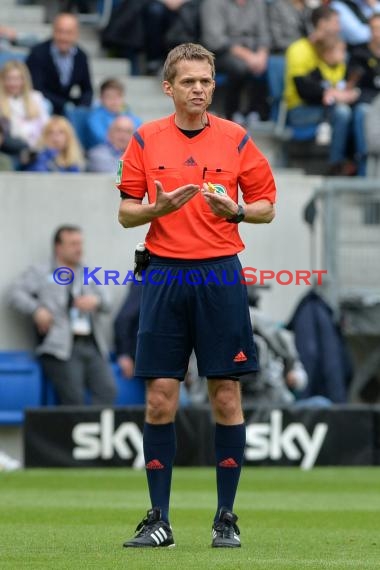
top-left (179, 76), bottom-right (213, 81)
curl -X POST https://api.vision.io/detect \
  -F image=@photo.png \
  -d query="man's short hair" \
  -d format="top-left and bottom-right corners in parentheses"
top-left (311, 5), bottom-right (338, 28)
top-left (163, 42), bottom-right (215, 83)
top-left (53, 225), bottom-right (82, 246)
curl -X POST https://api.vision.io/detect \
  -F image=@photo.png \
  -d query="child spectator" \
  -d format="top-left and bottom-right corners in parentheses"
top-left (285, 7), bottom-right (361, 175)
top-left (87, 78), bottom-right (142, 148)
top-left (26, 115), bottom-right (85, 172)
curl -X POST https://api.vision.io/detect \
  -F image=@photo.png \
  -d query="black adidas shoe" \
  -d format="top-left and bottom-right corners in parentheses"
top-left (211, 507), bottom-right (241, 548)
top-left (123, 507), bottom-right (175, 548)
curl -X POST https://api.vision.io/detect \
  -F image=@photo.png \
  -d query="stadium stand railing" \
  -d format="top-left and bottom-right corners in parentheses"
top-left (306, 178), bottom-right (380, 403)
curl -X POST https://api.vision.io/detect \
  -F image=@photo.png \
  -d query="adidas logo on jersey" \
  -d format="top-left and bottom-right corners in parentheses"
top-left (184, 156), bottom-right (197, 166)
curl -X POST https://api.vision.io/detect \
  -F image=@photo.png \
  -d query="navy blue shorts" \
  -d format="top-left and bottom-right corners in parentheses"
top-left (134, 254), bottom-right (258, 380)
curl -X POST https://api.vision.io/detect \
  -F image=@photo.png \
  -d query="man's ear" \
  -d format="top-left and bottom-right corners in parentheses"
top-left (163, 81), bottom-right (173, 98)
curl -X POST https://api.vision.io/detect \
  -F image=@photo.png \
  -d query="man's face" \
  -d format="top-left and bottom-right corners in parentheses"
top-left (163, 59), bottom-right (215, 117)
top-left (55, 231), bottom-right (83, 266)
top-left (108, 118), bottom-right (134, 151)
top-left (53, 15), bottom-right (79, 53)
top-left (318, 14), bottom-right (341, 41)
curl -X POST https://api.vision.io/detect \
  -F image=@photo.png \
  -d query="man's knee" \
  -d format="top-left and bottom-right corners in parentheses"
top-left (209, 380), bottom-right (242, 421)
top-left (146, 379), bottom-right (179, 423)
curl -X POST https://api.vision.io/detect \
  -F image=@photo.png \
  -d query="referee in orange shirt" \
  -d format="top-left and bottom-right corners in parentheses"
top-left (117, 42), bottom-right (276, 549)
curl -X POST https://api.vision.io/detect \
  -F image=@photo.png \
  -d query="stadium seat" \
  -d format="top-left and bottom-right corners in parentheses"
top-left (112, 363), bottom-right (145, 406)
top-left (266, 55), bottom-right (317, 142)
top-left (64, 105), bottom-right (92, 150)
top-left (267, 55), bottom-right (285, 122)
top-left (0, 351), bottom-right (42, 424)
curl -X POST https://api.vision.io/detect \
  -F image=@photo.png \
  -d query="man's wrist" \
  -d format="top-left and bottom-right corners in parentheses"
top-left (226, 204), bottom-right (245, 223)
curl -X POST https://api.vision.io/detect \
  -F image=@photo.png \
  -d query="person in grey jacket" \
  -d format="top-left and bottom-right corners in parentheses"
top-left (200, 0), bottom-right (271, 122)
top-left (9, 225), bottom-right (116, 405)
top-left (267, 0), bottom-right (313, 54)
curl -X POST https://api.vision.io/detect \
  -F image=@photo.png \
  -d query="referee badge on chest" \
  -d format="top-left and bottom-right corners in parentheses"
top-left (207, 182), bottom-right (227, 195)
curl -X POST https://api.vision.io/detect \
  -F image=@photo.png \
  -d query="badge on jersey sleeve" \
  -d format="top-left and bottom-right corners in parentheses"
top-left (116, 160), bottom-right (123, 184)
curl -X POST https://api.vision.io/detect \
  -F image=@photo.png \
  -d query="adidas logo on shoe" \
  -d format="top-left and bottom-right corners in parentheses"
top-left (123, 507), bottom-right (175, 548)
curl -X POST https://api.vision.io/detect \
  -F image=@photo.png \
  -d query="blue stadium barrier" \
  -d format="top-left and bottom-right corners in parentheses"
top-left (112, 363), bottom-right (145, 406)
top-left (0, 351), bottom-right (42, 425)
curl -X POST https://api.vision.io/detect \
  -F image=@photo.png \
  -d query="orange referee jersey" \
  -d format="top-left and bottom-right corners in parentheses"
top-left (117, 113), bottom-right (276, 259)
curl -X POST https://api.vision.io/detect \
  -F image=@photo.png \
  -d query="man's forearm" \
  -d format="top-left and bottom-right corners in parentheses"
top-left (243, 200), bottom-right (275, 224)
top-left (118, 199), bottom-right (157, 228)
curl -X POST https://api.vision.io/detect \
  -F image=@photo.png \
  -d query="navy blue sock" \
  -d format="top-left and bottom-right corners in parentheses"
top-left (143, 422), bottom-right (176, 524)
top-left (214, 423), bottom-right (246, 522)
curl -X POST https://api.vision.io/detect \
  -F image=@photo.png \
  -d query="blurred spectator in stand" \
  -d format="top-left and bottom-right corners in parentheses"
top-left (331, 0), bottom-right (380, 49)
top-left (348, 13), bottom-right (380, 175)
top-left (285, 6), bottom-right (361, 175)
top-left (143, 0), bottom-right (200, 75)
top-left (241, 288), bottom-right (324, 407)
top-left (201, 0), bottom-right (271, 124)
top-left (164, 0), bottom-right (202, 51)
top-left (87, 78), bottom-right (142, 148)
top-left (0, 60), bottom-right (50, 162)
top-left (100, 0), bottom-right (149, 72)
top-left (267, 0), bottom-right (314, 54)
top-left (114, 282), bottom-right (143, 379)
top-left (8, 225), bottom-right (117, 406)
top-left (0, 24), bottom-right (38, 52)
top-left (26, 13), bottom-right (93, 114)
top-left (87, 115), bottom-right (134, 172)
top-left (0, 122), bottom-right (14, 171)
top-left (288, 289), bottom-right (352, 403)
top-left (100, 1), bottom-right (200, 75)
top-left (25, 115), bottom-right (85, 172)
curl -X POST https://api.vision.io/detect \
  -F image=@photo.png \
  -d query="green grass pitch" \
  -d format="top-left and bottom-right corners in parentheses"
top-left (1, 467), bottom-right (380, 569)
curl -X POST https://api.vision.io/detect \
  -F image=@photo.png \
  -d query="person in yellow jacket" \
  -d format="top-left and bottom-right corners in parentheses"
top-left (284, 5), bottom-right (361, 175)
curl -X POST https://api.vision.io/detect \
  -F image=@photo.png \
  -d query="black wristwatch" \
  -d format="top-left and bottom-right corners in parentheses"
top-left (226, 204), bottom-right (245, 224)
